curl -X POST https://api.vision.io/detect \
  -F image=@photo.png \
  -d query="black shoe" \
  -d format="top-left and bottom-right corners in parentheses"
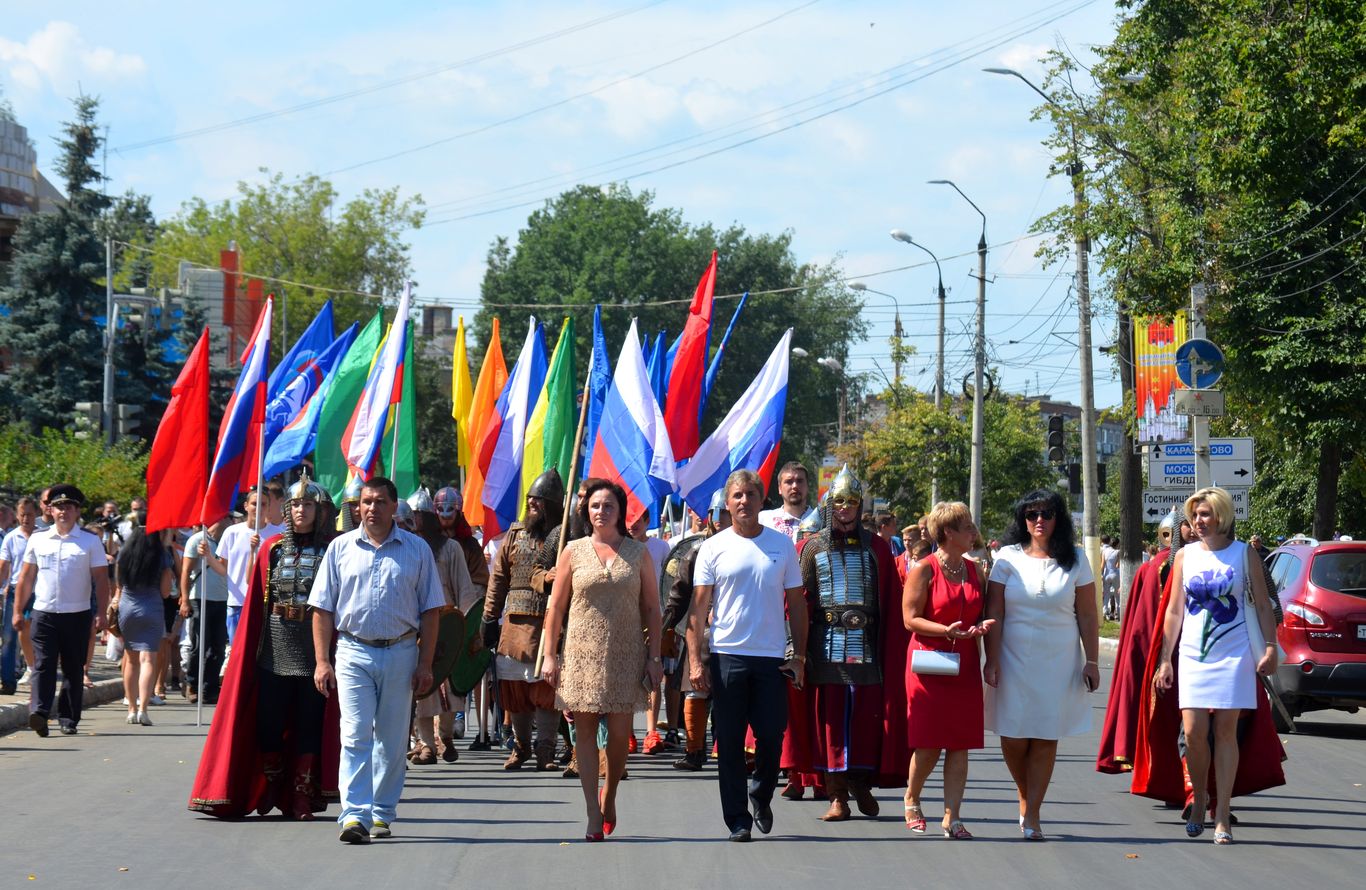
top-left (0, 685), bottom-right (15, 695)
top-left (59, 724), bottom-right (78, 736)
top-left (338, 821), bottom-right (371, 845)
top-left (728, 827), bottom-right (752, 843)
top-left (29, 713), bottom-right (48, 737)
top-left (673, 751), bottom-right (705, 771)
top-left (469, 737), bottom-right (492, 752)
top-left (750, 792), bottom-right (773, 834)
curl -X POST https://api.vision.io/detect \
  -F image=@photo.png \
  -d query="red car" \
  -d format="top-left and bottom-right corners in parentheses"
top-left (1265, 538), bottom-right (1366, 730)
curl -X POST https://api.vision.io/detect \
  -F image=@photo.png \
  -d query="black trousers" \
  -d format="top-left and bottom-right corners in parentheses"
top-left (185, 600), bottom-right (228, 697)
top-left (710, 653), bottom-right (788, 832)
top-left (256, 669), bottom-right (326, 756)
top-left (30, 609), bottom-right (92, 729)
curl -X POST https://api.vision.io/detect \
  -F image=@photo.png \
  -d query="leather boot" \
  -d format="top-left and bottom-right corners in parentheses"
top-left (849, 772), bottom-right (880, 817)
top-left (503, 740), bottom-right (531, 770)
top-left (820, 773), bottom-right (851, 822)
top-left (256, 752), bottom-right (286, 817)
top-left (290, 753), bottom-right (318, 821)
top-left (439, 736), bottom-right (459, 763)
top-left (534, 739), bottom-right (557, 771)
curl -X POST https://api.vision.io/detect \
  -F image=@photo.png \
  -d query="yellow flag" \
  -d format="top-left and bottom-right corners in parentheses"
top-left (451, 316), bottom-right (474, 469)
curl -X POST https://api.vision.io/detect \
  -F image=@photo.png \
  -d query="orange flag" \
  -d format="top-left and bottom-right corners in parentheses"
top-left (463, 318), bottom-right (509, 526)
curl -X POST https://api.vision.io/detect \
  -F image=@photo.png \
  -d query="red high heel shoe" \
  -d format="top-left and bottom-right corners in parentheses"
top-left (599, 788), bottom-right (616, 836)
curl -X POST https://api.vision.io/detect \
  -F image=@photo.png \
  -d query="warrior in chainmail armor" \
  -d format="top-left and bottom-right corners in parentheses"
top-left (254, 473), bottom-right (334, 819)
top-left (797, 465), bottom-right (906, 821)
top-left (482, 469), bottom-right (564, 771)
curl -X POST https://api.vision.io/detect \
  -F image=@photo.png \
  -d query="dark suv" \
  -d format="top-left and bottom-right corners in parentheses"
top-left (1265, 539), bottom-right (1366, 730)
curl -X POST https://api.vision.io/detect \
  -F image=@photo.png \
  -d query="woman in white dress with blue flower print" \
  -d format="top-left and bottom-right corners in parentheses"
top-left (984, 489), bottom-right (1100, 842)
top-left (1154, 487), bottom-right (1278, 846)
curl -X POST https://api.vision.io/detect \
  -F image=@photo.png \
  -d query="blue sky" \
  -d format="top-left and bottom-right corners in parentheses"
top-left (2, 0), bottom-right (1125, 409)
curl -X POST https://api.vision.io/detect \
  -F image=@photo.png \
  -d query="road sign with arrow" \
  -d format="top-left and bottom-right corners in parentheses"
top-left (1143, 488), bottom-right (1249, 523)
top-left (1148, 438), bottom-right (1255, 489)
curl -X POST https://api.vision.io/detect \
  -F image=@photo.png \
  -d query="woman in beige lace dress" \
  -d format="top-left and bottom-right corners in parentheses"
top-left (542, 478), bottom-right (663, 841)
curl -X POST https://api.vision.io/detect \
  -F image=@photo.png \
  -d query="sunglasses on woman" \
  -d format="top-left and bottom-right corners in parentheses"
top-left (1024, 509), bottom-right (1055, 522)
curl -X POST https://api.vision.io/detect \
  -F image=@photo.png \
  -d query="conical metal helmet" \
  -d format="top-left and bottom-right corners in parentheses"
top-left (799, 509), bottom-right (824, 536)
top-left (395, 500), bottom-right (414, 529)
top-left (407, 487), bottom-right (436, 515)
top-left (342, 476), bottom-right (364, 505)
top-left (527, 468), bottom-right (565, 504)
top-left (828, 464), bottom-right (863, 503)
top-left (434, 486), bottom-right (462, 517)
top-left (288, 471), bottom-right (325, 504)
top-left (707, 488), bottom-right (728, 524)
top-left (1158, 506), bottom-right (1180, 533)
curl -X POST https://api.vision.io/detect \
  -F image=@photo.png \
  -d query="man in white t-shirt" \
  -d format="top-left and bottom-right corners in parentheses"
top-left (688, 469), bottom-right (807, 843)
top-left (218, 485), bottom-right (284, 646)
top-left (757, 462), bottom-right (817, 544)
top-left (12, 484), bottom-right (110, 736)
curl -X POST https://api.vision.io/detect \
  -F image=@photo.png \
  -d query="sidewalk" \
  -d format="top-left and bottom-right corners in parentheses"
top-left (1, 646), bottom-right (136, 736)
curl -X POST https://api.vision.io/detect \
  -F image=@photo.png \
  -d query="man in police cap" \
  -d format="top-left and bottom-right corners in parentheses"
top-left (12, 484), bottom-right (110, 736)
top-left (482, 469), bottom-right (564, 770)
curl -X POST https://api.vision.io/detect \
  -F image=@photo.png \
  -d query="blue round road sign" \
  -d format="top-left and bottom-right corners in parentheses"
top-left (1175, 338), bottom-right (1224, 389)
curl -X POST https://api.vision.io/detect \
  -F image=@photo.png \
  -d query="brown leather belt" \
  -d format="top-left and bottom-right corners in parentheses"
top-left (271, 603), bottom-right (309, 621)
top-left (340, 629), bottom-right (417, 648)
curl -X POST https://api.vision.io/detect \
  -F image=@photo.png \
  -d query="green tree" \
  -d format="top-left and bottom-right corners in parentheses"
top-left (150, 170), bottom-right (426, 355)
top-left (0, 423), bottom-right (148, 506)
top-left (0, 95), bottom-right (109, 432)
top-left (846, 387), bottom-right (1058, 535)
top-left (1032, 2), bottom-right (1366, 539)
top-left (476, 184), bottom-right (864, 472)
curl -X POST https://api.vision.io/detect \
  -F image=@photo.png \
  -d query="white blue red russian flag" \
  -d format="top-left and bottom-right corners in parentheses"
top-left (342, 283), bottom-right (411, 480)
top-left (589, 319), bottom-right (677, 525)
top-left (676, 329), bottom-right (791, 516)
top-left (200, 296), bottom-right (273, 524)
top-left (482, 318), bottom-right (548, 530)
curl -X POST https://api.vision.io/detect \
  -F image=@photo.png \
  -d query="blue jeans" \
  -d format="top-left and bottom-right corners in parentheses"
top-left (225, 605), bottom-right (242, 647)
top-left (1, 591), bottom-right (18, 688)
top-left (335, 634), bottom-right (418, 829)
top-left (709, 653), bottom-right (788, 833)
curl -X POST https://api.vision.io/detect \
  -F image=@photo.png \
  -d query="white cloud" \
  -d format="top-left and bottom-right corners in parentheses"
top-left (0, 21), bottom-right (146, 93)
top-left (995, 42), bottom-right (1052, 79)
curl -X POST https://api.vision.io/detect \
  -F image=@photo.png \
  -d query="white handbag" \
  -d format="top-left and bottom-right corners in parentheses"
top-left (910, 649), bottom-right (961, 676)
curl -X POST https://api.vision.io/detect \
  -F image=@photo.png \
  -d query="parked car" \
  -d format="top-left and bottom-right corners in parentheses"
top-left (1265, 538), bottom-right (1366, 731)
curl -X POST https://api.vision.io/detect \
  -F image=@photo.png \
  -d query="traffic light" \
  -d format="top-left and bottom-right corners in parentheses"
top-left (116, 403), bottom-right (143, 440)
top-left (1046, 415), bottom-right (1066, 464)
top-left (73, 402), bottom-right (101, 440)
top-left (1068, 462), bottom-right (1082, 495)
top-left (1097, 461), bottom-right (1107, 495)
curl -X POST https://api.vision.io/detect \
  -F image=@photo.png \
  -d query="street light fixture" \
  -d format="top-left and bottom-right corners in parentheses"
top-left (849, 281), bottom-right (905, 387)
top-left (987, 64), bottom-right (1101, 576)
top-left (927, 179), bottom-right (988, 528)
top-left (816, 356), bottom-right (846, 446)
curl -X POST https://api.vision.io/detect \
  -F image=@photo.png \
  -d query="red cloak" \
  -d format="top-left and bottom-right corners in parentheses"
top-left (1096, 549), bottom-right (1169, 773)
top-left (1129, 553), bottom-right (1285, 804)
top-left (188, 534), bottom-right (341, 817)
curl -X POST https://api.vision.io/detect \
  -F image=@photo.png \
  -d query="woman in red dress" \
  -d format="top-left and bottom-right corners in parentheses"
top-left (902, 501), bottom-right (994, 839)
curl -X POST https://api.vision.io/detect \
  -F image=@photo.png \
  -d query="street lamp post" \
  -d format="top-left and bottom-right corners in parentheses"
top-left (926, 180), bottom-right (988, 528)
top-left (889, 231), bottom-right (946, 507)
top-left (986, 66), bottom-right (1101, 577)
top-left (849, 282), bottom-right (904, 387)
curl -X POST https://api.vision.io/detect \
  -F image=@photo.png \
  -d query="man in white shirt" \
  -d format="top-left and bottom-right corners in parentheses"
top-left (688, 469), bottom-right (808, 843)
top-left (757, 462), bottom-right (817, 543)
top-left (0, 496), bottom-right (39, 694)
top-left (11, 484), bottom-right (110, 737)
top-left (218, 485), bottom-right (284, 646)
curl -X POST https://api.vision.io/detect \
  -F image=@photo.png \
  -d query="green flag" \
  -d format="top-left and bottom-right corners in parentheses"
top-left (542, 315), bottom-right (578, 483)
top-left (379, 321), bottom-right (420, 497)
top-left (315, 309), bottom-right (384, 499)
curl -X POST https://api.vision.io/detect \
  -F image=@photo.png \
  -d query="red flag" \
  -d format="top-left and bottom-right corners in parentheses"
top-left (663, 250), bottom-right (717, 460)
top-left (146, 328), bottom-right (211, 533)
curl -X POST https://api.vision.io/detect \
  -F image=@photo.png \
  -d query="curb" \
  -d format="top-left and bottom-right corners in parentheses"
top-left (0, 678), bottom-right (124, 737)
top-left (1099, 636), bottom-right (1118, 659)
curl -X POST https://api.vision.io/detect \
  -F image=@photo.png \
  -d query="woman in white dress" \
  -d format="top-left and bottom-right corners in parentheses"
top-left (1153, 488), bottom-right (1277, 845)
top-left (984, 489), bottom-right (1100, 841)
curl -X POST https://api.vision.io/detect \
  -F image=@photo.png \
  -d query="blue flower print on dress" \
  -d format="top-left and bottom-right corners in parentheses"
top-left (1185, 565), bottom-right (1241, 661)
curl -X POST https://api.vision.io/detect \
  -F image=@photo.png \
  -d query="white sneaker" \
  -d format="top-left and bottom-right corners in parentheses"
top-left (453, 714), bottom-right (466, 739)
top-left (18, 669), bottom-right (33, 687)
top-left (137, 711), bottom-right (153, 726)
top-left (122, 697), bottom-right (130, 706)
top-left (126, 713), bottom-right (138, 725)
top-left (147, 695), bottom-right (166, 706)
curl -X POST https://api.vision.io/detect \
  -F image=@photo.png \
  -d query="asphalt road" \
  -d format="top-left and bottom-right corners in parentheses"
top-left (2, 655), bottom-right (1363, 889)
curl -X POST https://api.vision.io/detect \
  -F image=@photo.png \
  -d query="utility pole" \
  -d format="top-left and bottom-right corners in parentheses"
top-left (103, 237), bottom-right (116, 447)
top-left (1189, 282), bottom-right (1211, 488)
top-left (1072, 152), bottom-right (1102, 578)
top-left (970, 226), bottom-right (987, 526)
top-left (888, 231), bottom-right (946, 507)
